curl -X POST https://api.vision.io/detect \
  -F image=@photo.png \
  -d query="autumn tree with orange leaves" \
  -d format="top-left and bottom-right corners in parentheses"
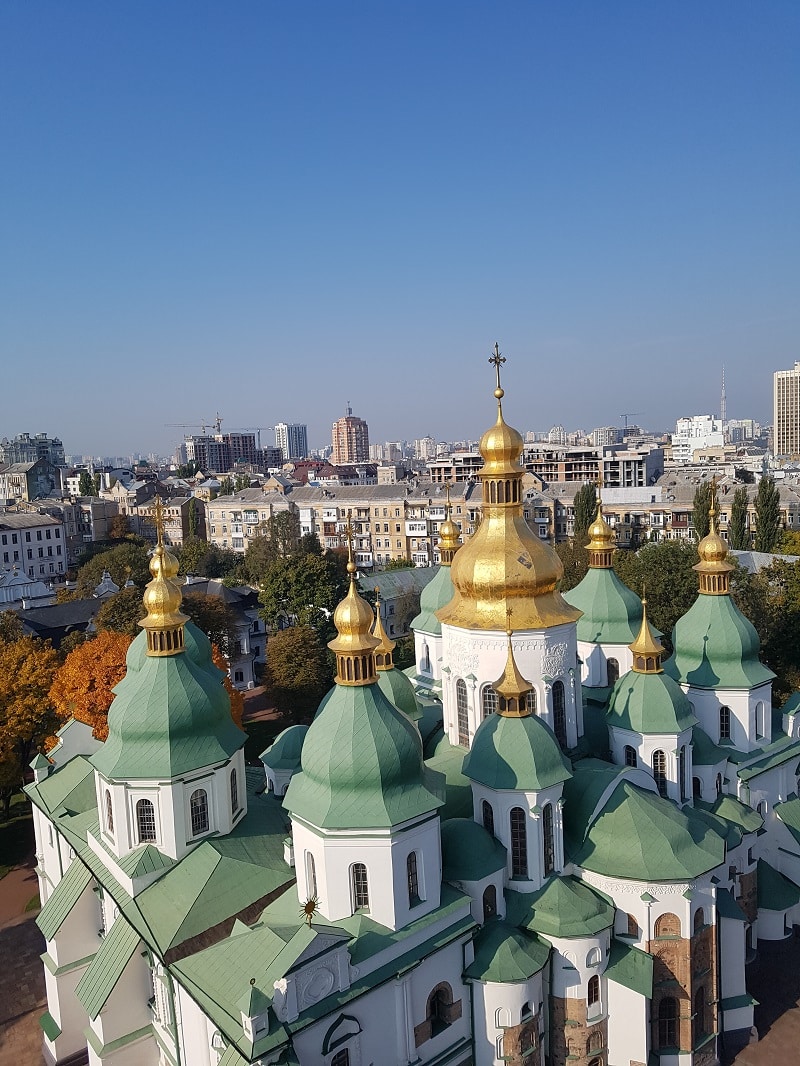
top-left (49, 630), bottom-right (133, 741)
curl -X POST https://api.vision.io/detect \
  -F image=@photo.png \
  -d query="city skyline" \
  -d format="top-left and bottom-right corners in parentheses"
top-left (2, 3), bottom-right (798, 455)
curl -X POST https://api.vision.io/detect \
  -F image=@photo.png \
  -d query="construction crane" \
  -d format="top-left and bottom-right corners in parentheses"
top-left (165, 421), bottom-right (216, 436)
top-left (620, 412), bottom-right (643, 433)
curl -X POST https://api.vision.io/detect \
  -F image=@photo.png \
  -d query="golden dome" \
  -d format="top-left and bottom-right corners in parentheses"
top-left (586, 491), bottom-right (616, 568)
top-left (694, 491), bottom-right (733, 594)
top-left (371, 589), bottom-right (396, 671)
top-left (438, 484), bottom-right (461, 564)
top-left (436, 347), bottom-right (582, 632)
top-left (629, 598), bottom-right (663, 673)
top-left (492, 630), bottom-right (533, 717)
top-left (328, 548), bottom-right (380, 685)
top-left (139, 500), bottom-right (189, 656)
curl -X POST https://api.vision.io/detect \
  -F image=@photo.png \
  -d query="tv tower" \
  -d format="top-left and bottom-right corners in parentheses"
top-left (720, 365), bottom-right (727, 425)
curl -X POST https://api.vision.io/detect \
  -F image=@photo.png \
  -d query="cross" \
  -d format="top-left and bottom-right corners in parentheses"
top-left (344, 517), bottom-right (355, 563)
top-left (444, 481), bottom-right (451, 514)
top-left (489, 342), bottom-right (505, 391)
top-left (153, 496), bottom-right (165, 547)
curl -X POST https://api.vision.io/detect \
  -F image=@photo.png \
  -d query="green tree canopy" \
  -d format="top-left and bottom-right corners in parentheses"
top-left (572, 483), bottom-right (598, 545)
top-left (555, 537), bottom-right (589, 592)
top-left (95, 587), bottom-right (147, 636)
top-left (242, 512), bottom-right (302, 585)
top-left (754, 476), bottom-right (782, 553)
top-left (107, 514), bottom-right (133, 540)
top-left (613, 540), bottom-right (699, 650)
top-left (74, 541), bottom-right (152, 596)
top-left (382, 557), bottom-right (416, 571)
top-left (182, 593), bottom-right (240, 655)
top-left (177, 537), bottom-right (242, 581)
top-left (78, 470), bottom-right (97, 497)
top-left (258, 550), bottom-right (349, 638)
top-left (692, 480), bottom-right (719, 541)
top-left (263, 625), bottom-right (333, 717)
top-left (728, 486), bottom-right (751, 551)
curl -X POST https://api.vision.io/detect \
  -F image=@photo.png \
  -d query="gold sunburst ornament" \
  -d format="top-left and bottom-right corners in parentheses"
top-left (300, 895), bottom-right (321, 927)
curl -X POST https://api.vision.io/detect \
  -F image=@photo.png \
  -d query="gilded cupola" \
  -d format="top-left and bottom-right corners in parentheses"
top-left (371, 588), bottom-right (396, 671)
top-left (437, 483), bottom-right (461, 565)
top-left (694, 487), bottom-right (734, 595)
top-left (586, 488), bottom-right (616, 569)
top-left (629, 598), bottom-right (663, 673)
top-left (436, 345), bottom-right (582, 631)
top-left (139, 498), bottom-right (189, 656)
top-left (328, 536), bottom-right (380, 685)
top-left (492, 628), bottom-right (534, 717)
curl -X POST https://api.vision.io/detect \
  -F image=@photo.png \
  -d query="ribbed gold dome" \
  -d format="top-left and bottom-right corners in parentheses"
top-left (328, 556), bottom-right (380, 685)
top-left (139, 500), bottom-right (189, 656)
top-left (438, 484), bottom-right (462, 565)
top-left (586, 493), bottom-right (616, 568)
top-left (694, 493), bottom-right (733, 595)
top-left (436, 348), bottom-right (582, 632)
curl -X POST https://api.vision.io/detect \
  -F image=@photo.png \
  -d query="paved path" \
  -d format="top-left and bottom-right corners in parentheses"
top-left (0, 918), bottom-right (46, 1065)
top-left (728, 934), bottom-right (800, 1065)
top-left (0, 859), bottom-right (39, 926)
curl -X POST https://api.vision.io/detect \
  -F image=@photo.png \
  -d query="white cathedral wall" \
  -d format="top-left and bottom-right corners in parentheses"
top-left (472, 975), bottom-right (543, 1066)
top-left (718, 913), bottom-right (748, 1017)
top-left (175, 983), bottom-right (218, 1066)
top-left (685, 684), bottom-right (772, 752)
top-left (580, 869), bottom-right (714, 947)
top-left (577, 641), bottom-right (633, 688)
top-left (608, 725), bottom-right (694, 805)
top-left (414, 629), bottom-right (442, 684)
top-left (544, 930), bottom-right (611, 1008)
top-left (606, 979), bottom-right (649, 1066)
top-left (470, 783), bottom-right (565, 893)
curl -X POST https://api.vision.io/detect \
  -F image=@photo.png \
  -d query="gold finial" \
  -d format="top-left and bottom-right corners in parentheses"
top-left (629, 596), bottom-right (664, 673)
top-left (371, 586), bottom-right (396, 671)
top-left (489, 342), bottom-right (506, 401)
top-left (695, 476), bottom-right (732, 594)
top-left (153, 495), bottom-right (165, 548)
top-left (328, 522), bottom-right (379, 685)
top-left (139, 500), bottom-right (188, 657)
top-left (344, 517), bottom-right (356, 576)
top-left (438, 481), bottom-right (461, 564)
top-left (491, 624), bottom-right (533, 717)
top-left (586, 481), bottom-right (615, 567)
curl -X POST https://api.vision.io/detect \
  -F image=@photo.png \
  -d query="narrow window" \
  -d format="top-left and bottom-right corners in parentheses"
top-left (190, 789), bottom-right (209, 836)
top-left (654, 912), bottom-right (681, 937)
top-left (525, 689), bottom-right (537, 715)
top-left (105, 790), bottom-right (114, 835)
top-left (652, 750), bottom-right (667, 797)
top-left (306, 852), bottom-right (317, 897)
top-left (331, 1051), bottom-right (350, 1066)
top-left (482, 884), bottom-right (497, 922)
top-left (607, 657), bottom-right (619, 685)
top-left (136, 798), bottom-right (156, 843)
top-left (658, 997), bottom-right (678, 1048)
top-left (427, 985), bottom-right (453, 1036)
top-left (510, 807), bottom-right (528, 878)
top-left (456, 679), bottom-right (469, 746)
top-left (627, 913), bottom-right (638, 937)
top-left (694, 986), bottom-right (706, 1041)
top-left (482, 799), bottom-right (495, 836)
top-left (482, 686), bottom-right (498, 719)
top-left (351, 863), bottom-right (369, 910)
top-left (693, 908), bottom-right (705, 934)
top-left (720, 704), bottom-right (731, 741)
top-left (587, 974), bottom-right (600, 1007)
top-left (407, 852), bottom-right (420, 905)
top-left (624, 744), bottom-right (637, 767)
top-left (542, 802), bottom-right (555, 876)
top-left (679, 745), bottom-right (686, 801)
top-left (230, 768), bottom-right (239, 813)
top-left (552, 680), bottom-right (567, 747)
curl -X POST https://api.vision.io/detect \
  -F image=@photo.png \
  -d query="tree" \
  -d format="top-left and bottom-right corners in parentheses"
top-left (212, 645), bottom-right (244, 729)
top-left (74, 541), bottom-right (151, 596)
top-left (78, 470), bottom-right (97, 497)
top-left (392, 635), bottom-right (416, 670)
top-left (0, 610), bottom-right (24, 644)
top-left (555, 538), bottom-right (589, 592)
top-left (258, 551), bottom-right (349, 637)
top-left (49, 631), bottom-right (133, 741)
top-left (108, 514), bottom-right (132, 540)
top-left (572, 483), bottom-right (597, 545)
top-left (242, 512), bottom-right (302, 585)
top-left (613, 540), bottom-right (699, 651)
top-left (95, 587), bottom-right (146, 636)
top-left (188, 498), bottom-right (199, 538)
top-left (218, 477), bottom-right (234, 497)
top-left (0, 636), bottom-right (60, 813)
top-left (779, 530), bottom-right (800, 556)
top-left (728, 486), bottom-right (751, 551)
top-left (754, 476), bottom-right (782, 553)
top-left (182, 593), bottom-right (239, 655)
top-left (692, 480), bottom-right (719, 541)
top-left (382, 558), bottom-right (415, 571)
top-left (263, 625), bottom-right (333, 717)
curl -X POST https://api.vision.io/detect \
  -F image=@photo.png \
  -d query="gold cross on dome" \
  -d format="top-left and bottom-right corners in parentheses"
top-left (489, 342), bottom-right (505, 390)
top-left (344, 517), bottom-right (355, 561)
top-left (153, 496), bottom-right (165, 547)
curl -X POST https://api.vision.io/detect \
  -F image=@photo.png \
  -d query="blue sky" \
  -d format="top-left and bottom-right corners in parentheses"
top-left (1, 2), bottom-right (798, 456)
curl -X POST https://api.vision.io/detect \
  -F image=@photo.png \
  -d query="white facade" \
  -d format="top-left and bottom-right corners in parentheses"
top-left (672, 415), bottom-right (725, 465)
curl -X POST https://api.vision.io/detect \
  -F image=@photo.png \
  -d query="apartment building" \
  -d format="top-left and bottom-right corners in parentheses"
top-left (774, 362), bottom-right (800, 458)
top-left (521, 442), bottom-right (664, 487)
top-left (205, 489), bottom-right (295, 552)
top-left (331, 405), bottom-right (370, 464)
top-left (0, 513), bottom-right (67, 581)
top-left (0, 458), bottom-right (61, 502)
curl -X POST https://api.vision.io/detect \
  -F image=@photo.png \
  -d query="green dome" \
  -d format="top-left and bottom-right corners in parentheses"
top-left (464, 713), bottom-right (572, 792)
top-left (441, 818), bottom-right (507, 881)
top-left (424, 731), bottom-right (473, 819)
top-left (411, 565), bottom-right (454, 635)
top-left (261, 725), bottom-right (308, 770)
top-left (563, 567), bottom-right (643, 644)
top-left (664, 593), bottom-right (774, 690)
top-left (91, 623), bottom-right (246, 781)
top-left (607, 670), bottom-right (697, 735)
top-left (509, 875), bottom-right (615, 938)
top-left (283, 681), bottom-right (445, 829)
top-left (464, 921), bottom-right (550, 983)
top-left (376, 668), bottom-right (422, 721)
top-left (569, 780), bottom-right (726, 881)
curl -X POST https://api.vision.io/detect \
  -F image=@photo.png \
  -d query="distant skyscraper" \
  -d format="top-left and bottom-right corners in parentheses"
top-left (331, 404), bottom-right (369, 464)
top-left (0, 432), bottom-right (65, 467)
top-left (274, 423), bottom-right (308, 462)
top-left (774, 363), bottom-right (800, 457)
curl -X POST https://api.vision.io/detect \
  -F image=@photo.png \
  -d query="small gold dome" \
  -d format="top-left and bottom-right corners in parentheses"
top-left (479, 406), bottom-right (524, 477)
top-left (328, 554), bottom-right (380, 685)
top-left (371, 590), bottom-right (396, 671)
top-left (438, 484), bottom-right (462, 564)
top-left (586, 494), bottom-right (616, 568)
top-left (629, 599), bottom-right (664, 673)
top-left (492, 631), bottom-right (533, 717)
top-left (139, 501), bottom-right (189, 655)
top-left (694, 493), bottom-right (734, 593)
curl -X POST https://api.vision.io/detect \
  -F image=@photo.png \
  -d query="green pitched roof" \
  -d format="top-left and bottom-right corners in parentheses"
top-left (738, 736), bottom-right (800, 782)
top-left (775, 795), bottom-right (800, 847)
top-left (376, 667), bottom-right (421, 721)
top-left (606, 939), bottom-right (653, 997)
top-left (441, 818), bottom-right (507, 881)
top-left (464, 921), bottom-right (549, 983)
top-left (757, 859), bottom-right (800, 911)
top-left (569, 781), bottom-right (727, 881)
top-left (507, 875), bottom-right (615, 938)
top-left (717, 887), bottom-right (747, 922)
top-left (91, 625), bottom-right (246, 781)
top-left (691, 725), bottom-right (729, 766)
top-left (698, 793), bottom-right (763, 836)
top-left (37, 859), bottom-right (93, 940)
top-left (411, 565), bottom-right (454, 634)
top-left (562, 759), bottom-right (629, 846)
top-left (284, 681), bottom-right (445, 829)
top-left (25, 755), bottom-right (96, 820)
top-left (463, 713), bottom-right (572, 792)
top-left (607, 669), bottom-right (697, 735)
top-left (664, 593), bottom-right (774, 690)
top-left (563, 567), bottom-right (643, 644)
top-left (261, 725), bottom-right (308, 770)
top-left (424, 731), bottom-right (473, 820)
top-left (76, 918), bottom-right (140, 1019)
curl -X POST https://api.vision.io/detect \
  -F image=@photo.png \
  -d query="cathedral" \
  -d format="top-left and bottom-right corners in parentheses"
top-left (27, 359), bottom-right (800, 1066)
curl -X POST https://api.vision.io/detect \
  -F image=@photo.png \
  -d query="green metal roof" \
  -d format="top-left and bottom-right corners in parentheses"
top-left (606, 939), bottom-right (653, 997)
top-left (411, 565), bottom-right (454, 634)
top-left (775, 795), bottom-right (800, 848)
top-left (507, 875), bottom-right (615, 939)
top-left (698, 794), bottom-right (763, 836)
top-left (716, 888), bottom-right (747, 922)
top-left (691, 725), bottom-right (729, 767)
top-left (25, 755), bottom-right (96, 820)
top-left (424, 731), bottom-right (473, 820)
top-left (260, 725), bottom-right (308, 770)
top-left (284, 681), bottom-right (445, 829)
top-left (441, 818), bottom-right (507, 881)
top-left (76, 918), bottom-right (140, 1019)
top-left (738, 736), bottom-right (800, 782)
top-left (218, 1043), bottom-right (250, 1066)
top-left (117, 844), bottom-right (174, 879)
top-left (569, 781), bottom-right (727, 881)
top-left (664, 593), bottom-right (774, 690)
top-left (463, 713), bottom-right (572, 792)
top-left (607, 669), bottom-right (697, 735)
top-left (563, 567), bottom-right (643, 644)
top-left (376, 667), bottom-right (422, 721)
top-left (562, 759), bottom-right (629, 846)
top-left (464, 921), bottom-right (549, 983)
top-left (91, 624), bottom-right (246, 781)
top-left (758, 860), bottom-right (800, 911)
top-left (37, 859), bottom-right (93, 940)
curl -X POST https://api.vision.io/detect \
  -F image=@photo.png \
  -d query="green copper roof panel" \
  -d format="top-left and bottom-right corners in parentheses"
top-left (607, 670), bottom-right (697, 735)
top-left (117, 844), bottom-right (174, 878)
top-left (377, 667), bottom-right (422, 721)
top-left (441, 818), bottom-right (507, 881)
top-left (411, 565), bottom-right (454, 634)
top-left (701, 794), bottom-right (763, 835)
top-left (76, 917), bottom-right (140, 1019)
top-left (738, 737), bottom-right (800, 782)
top-left (606, 939), bottom-right (653, 997)
top-left (691, 726), bottom-right (729, 767)
top-left (39, 1011), bottom-right (62, 1041)
top-left (563, 567), bottom-right (643, 644)
top-left (217, 1044), bottom-right (250, 1066)
top-left (424, 733), bottom-right (473, 820)
top-left (37, 859), bottom-right (93, 940)
top-left (25, 755), bottom-right (96, 819)
top-left (562, 760), bottom-right (632, 846)
top-left (464, 921), bottom-right (549, 983)
top-left (463, 712), bottom-right (572, 792)
top-left (757, 860), bottom-right (800, 912)
top-left (261, 725), bottom-right (308, 770)
top-left (716, 888), bottom-right (747, 922)
top-left (775, 796), bottom-right (800, 847)
top-left (507, 875), bottom-right (615, 939)
top-left (664, 593), bottom-right (774, 690)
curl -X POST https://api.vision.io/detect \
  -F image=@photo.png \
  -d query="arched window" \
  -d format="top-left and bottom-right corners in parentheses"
top-left (190, 789), bottom-right (209, 836)
top-left (542, 802), bottom-right (555, 876)
top-left (525, 689), bottom-right (537, 715)
top-left (306, 852), bottom-right (317, 898)
top-left (720, 704), bottom-right (731, 741)
top-left (482, 687), bottom-right (498, 719)
top-left (654, 912), bottom-right (681, 938)
top-left (587, 975), bottom-right (600, 1008)
top-left (679, 745), bottom-right (686, 801)
top-left (607, 657), bottom-right (619, 685)
top-left (456, 680), bottom-right (469, 746)
top-left (586, 947), bottom-right (601, 966)
top-left (716, 773), bottom-right (723, 795)
top-left (627, 912), bottom-right (639, 937)
top-left (694, 986), bottom-right (706, 1041)
top-left (694, 908), bottom-right (705, 935)
top-left (658, 997), bottom-right (678, 1048)
top-left (407, 852), bottom-right (420, 905)
top-left (351, 863), bottom-right (369, 910)
top-left (427, 984), bottom-right (455, 1037)
top-left (652, 750), bottom-right (667, 797)
top-left (230, 768), bottom-right (239, 813)
top-left (693, 776), bottom-right (702, 798)
top-left (136, 798), bottom-right (156, 843)
top-left (331, 1051), bottom-right (350, 1066)
top-left (105, 790), bottom-right (114, 835)
top-left (624, 745), bottom-right (637, 767)
top-left (587, 1030), bottom-right (603, 1052)
top-left (755, 700), bottom-right (766, 739)
top-left (483, 884), bottom-right (497, 922)
top-left (552, 681), bottom-right (567, 747)
top-left (482, 800), bottom-right (495, 836)
top-left (520, 1025), bottom-right (537, 1053)
top-left (510, 807), bottom-right (528, 878)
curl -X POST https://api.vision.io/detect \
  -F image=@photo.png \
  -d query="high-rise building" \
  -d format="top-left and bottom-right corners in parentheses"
top-left (274, 423), bottom-right (308, 462)
top-left (331, 404), bottom-right (369, 464)
top-left (0, 432), bottom-right (65, 467)
top-left (774, 362), bottom-right (800, 457)
top-left (671, 415), bottom-right (724, 464)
